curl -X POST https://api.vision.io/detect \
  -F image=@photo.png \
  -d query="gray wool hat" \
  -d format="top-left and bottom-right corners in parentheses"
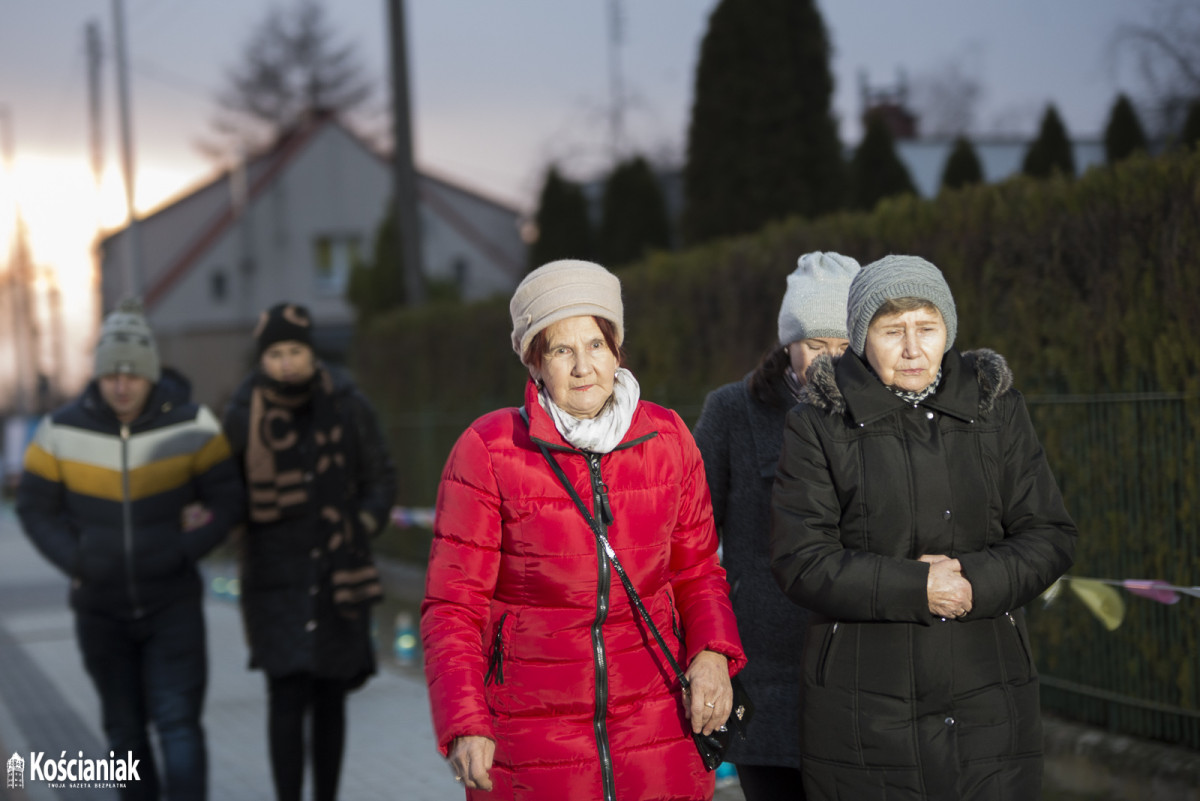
top-left (510, 259), bottom-right (624, 364)
top-left (846, 254), bottom-right (958, 356)
top-left (94, 297), bottom-right (161, 382)
top-left (777, 252), bottom-right (861, 345)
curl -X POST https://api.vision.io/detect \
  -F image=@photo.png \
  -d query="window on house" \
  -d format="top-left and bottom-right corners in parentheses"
top-left (313, 235), bottom-right (363, 296)
top-left (210, 269), bottom-right (228, 302)
top-left (453, 257), bottom-right (469, 292)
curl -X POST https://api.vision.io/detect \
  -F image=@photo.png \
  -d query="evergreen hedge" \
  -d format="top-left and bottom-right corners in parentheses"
top-left (358, 148), bottom-right (1200, 507)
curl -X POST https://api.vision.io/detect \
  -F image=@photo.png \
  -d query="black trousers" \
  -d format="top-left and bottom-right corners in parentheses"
top-left (735, 763), bottom-right (807, 801)
top-left (266, 674), bottom-right (350, 801)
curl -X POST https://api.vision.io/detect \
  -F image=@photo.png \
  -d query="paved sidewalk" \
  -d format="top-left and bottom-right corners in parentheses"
top-left (0, 501), bottom-right (458, 801)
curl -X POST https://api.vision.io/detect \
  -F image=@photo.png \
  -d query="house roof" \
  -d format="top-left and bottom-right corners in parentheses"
top-left (120, 112), bottom-right (523, 310)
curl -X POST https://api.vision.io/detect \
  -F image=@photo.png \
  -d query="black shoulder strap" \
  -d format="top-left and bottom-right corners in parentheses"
top-left (521, 405), bottom-right (689, 690)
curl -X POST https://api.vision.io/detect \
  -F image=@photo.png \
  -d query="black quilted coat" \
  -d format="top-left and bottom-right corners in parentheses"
top-left (770, 348), bottom-right (1077, 800)
top-left (223, 369), bottom-right (396, 684)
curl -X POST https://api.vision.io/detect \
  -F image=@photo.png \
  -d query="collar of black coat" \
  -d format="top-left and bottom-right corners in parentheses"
top-left (800, 348), bottom-right (1013, 425)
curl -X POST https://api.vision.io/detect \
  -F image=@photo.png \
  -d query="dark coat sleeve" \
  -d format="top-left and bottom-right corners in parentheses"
top-left (181, 406), bottom-right (245, 561)
top-left (693, 385), bottom-right (735, 532)
top-left (956, 391), bottom-right (1077, 617)
top-left (770, 407), bottom-right (931, 622)
top-left (346, 389), bottom-right (397, 534)
top-left (15, 417), bottom-right (79, 576)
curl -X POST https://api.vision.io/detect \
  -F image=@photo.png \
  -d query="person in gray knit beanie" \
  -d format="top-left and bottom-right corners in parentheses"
top-left (94, 297), bottom-right (161, 382)
top-left (778, 251), bottom-right (861, 346)
top-left (846, 254), bottom-right (958, 356)
top-left (510, 259), bottom-right (624, 365)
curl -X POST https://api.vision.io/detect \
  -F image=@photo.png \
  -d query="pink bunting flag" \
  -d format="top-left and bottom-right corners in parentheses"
top-left (1122, 579), bottom-right (1180, 605)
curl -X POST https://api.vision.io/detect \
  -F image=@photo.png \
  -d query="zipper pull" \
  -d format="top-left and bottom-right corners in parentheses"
top-left (597, 481), bottom-right (614, 525)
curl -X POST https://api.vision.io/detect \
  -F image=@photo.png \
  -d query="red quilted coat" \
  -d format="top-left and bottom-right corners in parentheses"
top-left (422, 379), bottom-right (746, 801)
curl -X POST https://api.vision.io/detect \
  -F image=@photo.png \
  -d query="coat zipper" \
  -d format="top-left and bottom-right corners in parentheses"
top-left (120, 424), bottom-right (143, 617)
top-left (587, 452), bottom-right (616, 801)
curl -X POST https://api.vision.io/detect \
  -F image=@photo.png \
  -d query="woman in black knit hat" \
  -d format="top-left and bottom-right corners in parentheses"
top-left (222, 303), bottom-right (396, 801)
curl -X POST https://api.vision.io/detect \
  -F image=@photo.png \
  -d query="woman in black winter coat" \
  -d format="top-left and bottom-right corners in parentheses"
top-left (693, 251), bottom-right (860, 801)
top-left (770, 255), bottom-right (1077, 801)
top-left (222, 303), bottom-right (397, 801)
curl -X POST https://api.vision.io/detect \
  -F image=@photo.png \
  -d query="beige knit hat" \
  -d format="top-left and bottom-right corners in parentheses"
top-left (510, 260), bottom-right (624, 363)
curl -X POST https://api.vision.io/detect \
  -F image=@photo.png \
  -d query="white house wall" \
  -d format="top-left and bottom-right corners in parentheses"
top-left (151, 124), bottom-right (392, 333)
top-left (419, 175), bottom-right (525, 301)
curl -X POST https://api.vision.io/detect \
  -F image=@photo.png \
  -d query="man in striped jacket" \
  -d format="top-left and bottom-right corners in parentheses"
top-left (17, 299), bottom-right (243, 801)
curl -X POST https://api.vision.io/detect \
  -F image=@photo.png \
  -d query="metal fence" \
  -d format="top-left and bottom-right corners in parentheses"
top-left (1024, 393), bottom-right (1200, 749)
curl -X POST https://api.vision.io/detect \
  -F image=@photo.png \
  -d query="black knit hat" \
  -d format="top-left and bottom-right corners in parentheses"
top-left (254, 303), bottom-right (314, 355)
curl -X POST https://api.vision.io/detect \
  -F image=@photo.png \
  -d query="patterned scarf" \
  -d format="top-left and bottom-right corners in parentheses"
top-left (887, 368), bottom-right (944, 405)
top-left (245, 368), bottom-right (381, 617)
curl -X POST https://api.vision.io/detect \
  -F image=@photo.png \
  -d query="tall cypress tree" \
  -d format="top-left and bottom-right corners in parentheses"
top-left (682, 0), bottom-right (844, 245)
top-left (1180, 99), bottom-right (1200, 150)
top-left (348, 200), bottom-right (406, 320)
top-left (850, 116), bottom-right (916, 211)
top-left (528, 166), bottom-right (593, 271)
top-left (1104, 94), bottom-right (1148, 164)
top-left (1022, 105), bottom-right (1076, 178)
top-left (598, 156), bottom-right (672, 268)
top-left (939, 135), bottom-right (984, 192)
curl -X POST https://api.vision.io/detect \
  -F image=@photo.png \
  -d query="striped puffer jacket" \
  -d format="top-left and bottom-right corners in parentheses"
top-left (17, 370), bottom-right (243, 617)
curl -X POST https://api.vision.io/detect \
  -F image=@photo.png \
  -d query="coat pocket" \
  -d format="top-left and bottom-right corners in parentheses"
top-left (485, 610), bottom-right (511, 686)
top-left (1004, 611), bottom-right (1037, 680)
top-left (814, 621), bottom-right (841, 688)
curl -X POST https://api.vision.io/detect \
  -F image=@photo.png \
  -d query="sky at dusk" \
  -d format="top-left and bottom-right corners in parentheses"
top-left (0, 0), bottom-right (1156, 397)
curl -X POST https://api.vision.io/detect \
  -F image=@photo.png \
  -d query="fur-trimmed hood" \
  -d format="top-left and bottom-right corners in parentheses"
top-left (801, 348), bottom-right (1013, 420)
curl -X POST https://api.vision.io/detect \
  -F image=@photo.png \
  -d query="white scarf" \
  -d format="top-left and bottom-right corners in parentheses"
top-left (539, 367), bottom-right (641, 454)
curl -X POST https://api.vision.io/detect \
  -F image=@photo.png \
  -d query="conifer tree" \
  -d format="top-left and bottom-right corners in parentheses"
top-left (682, 0), bottom-right (844, 245)
top-left (348, 201), bottom-right (407, 320)
top-left (528, 166), bottom-right (593, 271)
top-left (1104, 94), bottom-right (1148, 164)
top-left (598, 157), bottom-right (672, 268)
top-left (1022, 105), bottom-right (1076, 178)
top-left (1180, 99), bottom-right (1200, 149)
top-left (850, 116), bottom-right (917, 211)
top-left (939, 135), bottom-right (984, 192)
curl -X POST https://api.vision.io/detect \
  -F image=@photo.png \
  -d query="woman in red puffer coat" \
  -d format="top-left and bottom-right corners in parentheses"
top-left (421, 259), bottom-right (746, 801)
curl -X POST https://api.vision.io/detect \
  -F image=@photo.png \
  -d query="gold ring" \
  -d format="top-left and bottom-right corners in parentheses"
top-left (454, 776), bottom-right (463, 782)
top-left (705, 701), bottom-right (716, 708)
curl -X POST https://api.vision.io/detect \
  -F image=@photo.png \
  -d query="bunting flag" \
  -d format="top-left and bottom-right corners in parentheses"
top-left (390, 506), bottom-right (436, 529)
top-left (1038, 575), bottom-right (1200, 631)
top-left (1066, 578), bottom-right (1126, 631)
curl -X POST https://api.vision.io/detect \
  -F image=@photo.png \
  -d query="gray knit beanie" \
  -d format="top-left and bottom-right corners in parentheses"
top-left (777, 252), bottom-right (861, 345)
top-left (94, 297), bottom-right (161, 382)
top-left (846, 255), bottom-right (957, 356)
top-left (510, 259), bottom-right (624, 364)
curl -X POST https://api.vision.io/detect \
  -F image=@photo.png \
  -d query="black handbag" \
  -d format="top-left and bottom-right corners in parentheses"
top-left (534, 438), bottom-right (754, 771)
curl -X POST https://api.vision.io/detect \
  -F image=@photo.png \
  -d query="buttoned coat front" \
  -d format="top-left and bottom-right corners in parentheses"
top-left (422, 379), bottom-right (746, 801)
top-left (771, 349), bottom-right (1077, 801)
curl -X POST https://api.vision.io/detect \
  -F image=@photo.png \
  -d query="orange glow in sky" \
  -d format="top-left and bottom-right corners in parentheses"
top-left (1, 153), bottom-right (202, 400)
